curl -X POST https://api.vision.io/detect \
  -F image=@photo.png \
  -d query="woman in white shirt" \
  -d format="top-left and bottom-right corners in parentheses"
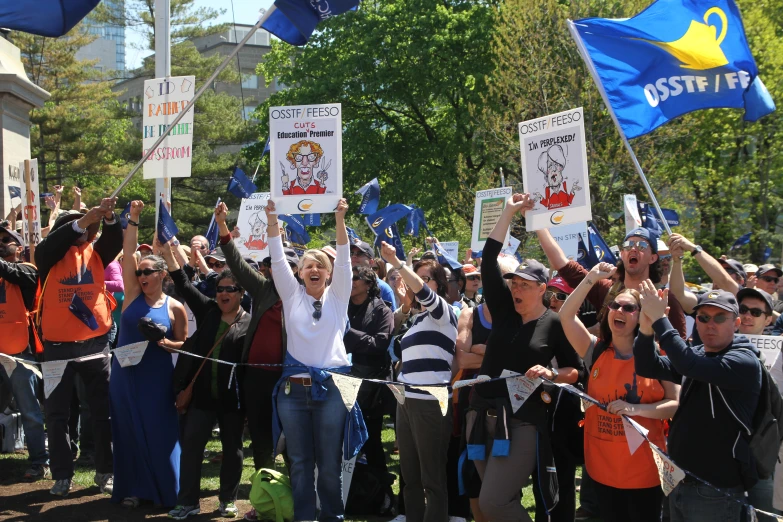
top-left (265, 198), bottom-right (357, 522)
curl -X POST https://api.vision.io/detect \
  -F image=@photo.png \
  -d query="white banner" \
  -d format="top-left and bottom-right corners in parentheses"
top-left (410, 385), bottom-right (449, 416)
top-left (114, 341), bottom-right (148, 368)
top-left (650, 442), bottom-right (686, 496)
top-left (502, 369), bottom-right (542, 413)
top-left (270, 103), bottom-right (342, 214)
top-left (471, 187), bottom-right (512, 253)
top-left (550, 221), bottom-right (588, 262)
top-left (142, 76), bottom-right (195, 179)
top-left (624, 194), bottom-right (642, 235)
top-left (235, 192), bottom-right (272, 262)
top-left (21, 159), bottom-right (41, 248)
top-left (41, 360), bottom-right (68, 399)
top-left (331, 373), bottom-right (362, 411)
top-left (519, 108), bottom-right (592, 230)
top-left (622, 415), bottom-right (649, 455)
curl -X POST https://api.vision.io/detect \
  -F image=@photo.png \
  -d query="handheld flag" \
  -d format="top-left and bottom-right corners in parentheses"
top-left (8, 186), bottom-right (21, 200)
top-left (263, 138), bottom-right (271, 156)
top-left (405, 207), bottom-right (427, 238)
top-left (157, 200), bottom-right (179, 245)
top-left (261, 0), bottom-right (361, 46)
top-left (346, 226), bottom-right (361, 244)
top-left (279, 214), bottom-right (311, 245)
top-left (375, 223), bottom-right (405, 260)
top-left (366, 204), bottom-right (412, 239)
top-left (303, 213), bottom-right (321, 227)
top-left (355, 178), bottom-right (381, 215)
top-left (639, 203), bottom-right (663, 237)
top-left (639, 202), bottom-right (680, 227)
top-left (205, 198), bottom-right (222, 251)
top-left (764, 246), bottom-right (772, 261)
top-left (571, 0), bottom-right (775, 139)
top-left (0, 0), bottom-right (100, 37)
top-left (433, 243), bottom-right (463, 271)
top-left (577, 233), bottom-right (601, 270)
top-left (119, 202), bottom-right (132, 230)
top-left (227, 167), bottom-right (257, 199)
top-left (588, 223), bottom-right (618, 265)
top-left (731, 232), bottom-right (751, 250)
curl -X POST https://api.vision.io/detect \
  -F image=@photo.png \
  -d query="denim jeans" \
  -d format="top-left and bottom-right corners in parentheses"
top-left (277, 378), bottom-right (347, 522)
top-left (669, 480), bottom-right (745, 522)
top-left (749, 476), bottom-right (782, 521)
top-left (0, 350), bottom-right (48, 466)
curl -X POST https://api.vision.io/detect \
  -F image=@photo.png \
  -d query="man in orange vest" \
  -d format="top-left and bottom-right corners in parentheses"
top-left (0, 226), bottom-right (49, 481)
top-left (35, 197), bottom-right (121, 497)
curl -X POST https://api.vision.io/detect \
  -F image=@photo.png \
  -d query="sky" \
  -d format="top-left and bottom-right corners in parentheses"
top-left (125, 0), bottom-right (275, 70)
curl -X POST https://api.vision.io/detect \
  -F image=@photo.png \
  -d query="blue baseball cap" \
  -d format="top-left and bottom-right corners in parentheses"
top-left (624, 228), bottom-right (658, 254)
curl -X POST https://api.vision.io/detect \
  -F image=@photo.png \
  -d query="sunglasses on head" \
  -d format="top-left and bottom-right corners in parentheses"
top-left (312, 300), bottom-right (322, 322)
top-left (696, 314), bottom-right (733, 324)
top-left (546, 290), bottom-right (569, 301)
top-left (608, 301), bottom-right (639, 313)
top-left (739, 305), bottom-right (767, 318)
top-left (622, 240), bottom-right (650, 251)
top-left (216, 285), bottom-right (241, 294)
top-left (135, 268), bottom-right (162, 277)
top-left (760, 276), bottom-right (780, 284)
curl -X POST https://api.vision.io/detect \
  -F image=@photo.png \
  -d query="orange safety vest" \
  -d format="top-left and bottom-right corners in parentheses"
top-left (40, 243), bottom-right (114, 342)
top-left (584, 346), bottom-right (667, 489)
top-left (0, 276), bottom-right (30, 355)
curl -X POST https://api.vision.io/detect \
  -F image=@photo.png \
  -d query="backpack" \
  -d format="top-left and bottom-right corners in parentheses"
top-left (345, 461), bottom-right (396, 516)
top-left (747, 363), bottom-right (783, 479)
top-left (248, 468), bottom-right (294, 522)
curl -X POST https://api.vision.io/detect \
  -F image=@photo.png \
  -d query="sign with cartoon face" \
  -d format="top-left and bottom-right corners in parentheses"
top-left (519, 107), bottom-right (592, 230)
top-left (142, 76), bottom-right (195, 179)
top-left (235, 192), bottom-right (271, 262)
top-left (269, 103), bottom-right (342, 215)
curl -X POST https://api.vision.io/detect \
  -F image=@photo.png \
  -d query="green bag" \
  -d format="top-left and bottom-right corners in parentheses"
top-left (248, 468), bottom-right (294, 522)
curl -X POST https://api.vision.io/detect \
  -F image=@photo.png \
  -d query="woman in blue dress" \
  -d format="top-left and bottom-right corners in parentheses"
top-left (110, 200), bottom-right (188, 508)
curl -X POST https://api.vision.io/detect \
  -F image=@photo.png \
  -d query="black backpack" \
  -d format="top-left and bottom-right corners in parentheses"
top-left (747, 362), bottom-right (783, 479)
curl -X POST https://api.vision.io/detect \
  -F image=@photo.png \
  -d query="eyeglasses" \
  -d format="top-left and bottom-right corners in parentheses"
top-left (294, 153), bottom-right (317, 162)
top-left (622, 240), bottom-right (650, 251)
top-left (135, 268), bottom-right (163, 277)
top-left (420, 276), bottom-right (433, 283)
top-left (207, 261), bottom-right (225, 269)
top-left (216, 285), bottom-right (241, 294)
top-left (350, 251), bottom-right (369, 258)
top-left (546, 290), bottom-right (569, 302)
top-left (312, 300), bottom-right (322, 322)
top-left (466, 276), bottom-right (482, 281)
top-left (607, 301), bottom-right (639, 313)
top-left (760, 276), bottom-right (780, 284)
top-left (739, 305), bottom-right (767, 318)
top-left (659, 254), bottom-right (672, 260)
top-left (696, 314), bottom-right (733, 324)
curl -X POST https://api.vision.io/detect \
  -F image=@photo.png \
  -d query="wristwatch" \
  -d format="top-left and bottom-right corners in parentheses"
top-left (550, 367), bottom-right (559, 381)
top-left (691, 245), bottom-right (704, 257)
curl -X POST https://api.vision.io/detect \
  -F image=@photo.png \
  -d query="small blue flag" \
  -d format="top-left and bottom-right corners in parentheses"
top-left (366, 204), bottom-right (412, 239)
top-left (639, 202), bottom-right (680, 227)
top-left (577, 233), bottom-right (601, 270)
top-left (8, 186), bottom-right (21, 200)
top-left (572, 0), bottom-right (776, 139)
top-left (731, 232), bottom-right (751, 250)
top-left (261, 0), bottom-right (361, 46)
top-left (119, 202), bottom-right (132, 230)
top-left (355, 178), bottom-right (381, 215)
top-left (227, 167), bottom-right (257, 199)
top-left (205, 198), bottom-right (221, 251)
top-left (405, 207), bottom-right (427, 238)
top-left (373, 222), bottom-right (405, 260)
top-left (433, 243), bottom-right (463, 271)
top-left (263, 138), bottom-right (271, 156)
top-left (0, 0), bottom-right (100, 37)
top-left (587, 223), bottom-right (618, 265)
top-left (346, 227), bottom-right (361, 244)
top-left (69, 292), bottom-right (99, 331)
top-left (639, 203), bottom-right (663, 238)
top-left (157, 199), bottom-right (179, 245)
top-left (286, 226), bottom-right (310, 256)
top-left (763, 246), bottom-right (773, 261)
top-left (303, 213), bottom-right (321, 226)
top-left (280, 214), bottom-right (311, 244)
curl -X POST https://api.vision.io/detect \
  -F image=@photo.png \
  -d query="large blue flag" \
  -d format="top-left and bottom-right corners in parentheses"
top-left (587, 223), bottom-right (618, 265)
top-left (731, 231), bottom-right (751, 250)
top-left (0, 0), bottom-right (100, 37)
top-left (355, 178), bottom-right (381, 215)
top-left (639, 203), bottom-right (663, 238)
top-left (262, 0), bottom-right (361, 46)
top-left (571, 0), bottom-right (775, 139)
top-left (374, 222), bottom-right (405, 261)
top-left (205, 198), bottom-right (222, 251)
top-left (157, 200), bottom-right (179, 244)
top-left (639, 202), bottom-right (680, 227)
top-left (280, 214), bottom-right (311, 245)
top-left (227, 167), bottom-right (257, 199)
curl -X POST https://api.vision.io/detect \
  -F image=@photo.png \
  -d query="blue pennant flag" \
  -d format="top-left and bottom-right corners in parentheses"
top-left (157, 199), bottom-right (179, 245)
top-left (404, 207), bottom-right (428, 238)
top-left (374, 222), bottom-right (405, 260)
top-left (303, 213), bottom-right (321, 227)
top-left (366, 204), bottom-right (412, 239)
top-left (0, 0), bottom-right (100, 37)
top-left (355, 178), bottom-right (381, 215)
top-left (69, 292), bottom-right (99, 331)
top-left (263, 138), bottom-right (271, 156)
top-left (346, 227), bottom-right (361, 244)
top-left (639, 203), bottom-right (663, 238)
top-left (639, 202), bottom-right (680, 227)
top-left (577, 233), bottom-right (601, 270)
top-left (571, 0), bottom-right (776, 139)
top-left (433, 243), bottom-right (463, 271)
top-left (261, 0), bottom-right (361, 46)
top-left (280, 214), bottom-right (311, 245)
top-left (119, 202), bottom-right (132, 230)
top-left (205, 198), bottom-right (222, 251)
top-left (731, 232), bottom-right (751, 250)
top-left (8, 186), bottom-right (21, 200)
top-left (763, 246), bottom-right (773, 261)
top-left (227, 167), bottom-right (257, 199)
top-left (587, 223), bottom-right (618, 265)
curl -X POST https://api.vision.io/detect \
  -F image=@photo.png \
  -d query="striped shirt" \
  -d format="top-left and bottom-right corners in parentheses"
top-left (397, 285), bottom-right (457, 400)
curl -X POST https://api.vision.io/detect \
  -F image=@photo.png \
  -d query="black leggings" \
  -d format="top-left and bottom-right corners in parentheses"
top-left (593, 480), bottom-right (662, 522)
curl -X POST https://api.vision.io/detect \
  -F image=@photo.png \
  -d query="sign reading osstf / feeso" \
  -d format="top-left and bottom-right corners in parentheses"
top-left (269, 103), bottom-right (342, 215)
top-left (471, 187), bottom-right (512, 253)
top-left (519, 107), bottom-right (592, 231)
top-left (142, 76), bottom-right (195, 179)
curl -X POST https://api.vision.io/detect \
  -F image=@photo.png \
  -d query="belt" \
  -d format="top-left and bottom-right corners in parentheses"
top-left (288, 376), bottom-right (312, 387)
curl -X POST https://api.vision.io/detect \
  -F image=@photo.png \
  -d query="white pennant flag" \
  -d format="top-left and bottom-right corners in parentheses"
top-left (41, 360), bottom-right (69, 399)
top-left (113, 341), bottom-right (149, 368)
top-left (410, 385), bottom-right (449, 416)
top-left (330, 373), bottom-right (362, 411)
top-left (502, 369), bottom-right (542, 413)
top-left (453, 374), bottom-right (491, 389)
top-left (0, 354), bottom-right (17, 378)
top-left (387, 383), bottom-right (406, 405)
top-left (649, 442), bottom-right (685, 496)
top-left (581, 398), bottom-right (595, 412)
top-left (622, 415), bottom-right (649, 455)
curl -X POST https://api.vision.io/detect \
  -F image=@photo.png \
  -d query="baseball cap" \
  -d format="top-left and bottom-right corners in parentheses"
top-left (757, 264), bottom-right (783, 278)
top-left (284, 247), bottom-right (300, 267)
top-left (737, 287), bottom-right (774, 314)
top-left (136, 244), bottom-right (153, 252)
top-left (503, 259), bottom-right (549, 284)
top-left (205, 248), bottom-right (226, 263)
top-left (51, 209), bottom-right (83, 231)
top-left (463, 264), bottom-right (480, 276)
top-left (547, 276), bottom-right (574, 294)
top-left (0, 226), bottom-right (24, 246)
top-left (320, 245), bottom-right (337, 260)
top-left (624, 228), bottom-right (658, 254)
top-left (743, 263), bottom-right (759, 275)
top-left (719, 258), bottom-right (746, 280)
top-left (694, 289), bottom-right (739, 315)
top-left (350, 240), bottom-right (374, 259)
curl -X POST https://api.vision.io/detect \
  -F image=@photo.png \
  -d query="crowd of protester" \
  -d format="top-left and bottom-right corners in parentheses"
top-left (1, 190), bottom-right (783, 522)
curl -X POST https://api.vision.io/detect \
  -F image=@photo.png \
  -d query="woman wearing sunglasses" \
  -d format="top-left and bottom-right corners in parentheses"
top-left (559, 261), bottom-right (680, 522)
top-left (160, 236), bottom-right (251, 520)
top-left (110, 200), bottom-right (187, 510)
top-left (265, 198), bottom-right (360, 522)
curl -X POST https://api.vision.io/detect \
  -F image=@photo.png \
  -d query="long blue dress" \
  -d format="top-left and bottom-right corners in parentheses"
top-left (110, 294), bottom-right (181, 506)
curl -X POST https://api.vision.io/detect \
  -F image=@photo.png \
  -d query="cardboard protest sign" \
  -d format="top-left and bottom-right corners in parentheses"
top-left (439, 241), bottom-right (459, 260)
top-left (471, 187), bottom-right (512, 253)
top-left (519, 108), bottom-right (592, 230)
top-left (235, 192), bottom-right (272, 262)
top-left (269, 103), bottom-right (342, 214)
top-left (142, 76), bottom-right (195, 179)
top-left (21, 160), bottom-right (41, 248)
top-left (740, 334), bottom-right (783, 390)
top-left (550, 221), bottom-right (588, 261)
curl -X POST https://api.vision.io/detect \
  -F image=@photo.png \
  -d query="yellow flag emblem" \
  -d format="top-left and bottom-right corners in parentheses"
top-left (639, 8), bottom-right (729, 70)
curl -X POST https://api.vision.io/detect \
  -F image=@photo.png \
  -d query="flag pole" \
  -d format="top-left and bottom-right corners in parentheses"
top-left (111, 6), bottom-right (278, 199)
top-left (567, 20), bottom-right (672, 236)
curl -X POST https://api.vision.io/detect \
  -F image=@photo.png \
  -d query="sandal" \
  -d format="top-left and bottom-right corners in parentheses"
top-left (122, 497), bottom-right (140, 509)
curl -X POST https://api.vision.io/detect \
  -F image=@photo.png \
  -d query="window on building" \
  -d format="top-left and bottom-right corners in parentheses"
top-left (243, 105), bottom-right (258, 121)
top-left (241, 74), bottom-right (258, 89)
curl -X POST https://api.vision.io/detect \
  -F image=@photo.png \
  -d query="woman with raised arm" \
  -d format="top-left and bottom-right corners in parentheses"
top-left (109, 200), bottom-right (187, 510)
top-left (266, 198), bottom-right (364, 522)
top-left (558, 262), bottom-right (680, 522)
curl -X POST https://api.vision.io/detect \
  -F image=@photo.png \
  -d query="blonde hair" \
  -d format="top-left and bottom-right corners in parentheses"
top-left (299, 249), bottom-right (332, 273)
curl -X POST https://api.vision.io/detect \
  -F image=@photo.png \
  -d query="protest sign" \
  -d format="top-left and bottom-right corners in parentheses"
top-left (502, 369), bottom-right (542, 413)
top-left (519, 108), bottom-right (592, 230)
top-left (21, 160), bottom-right (41, 249)
top-left (142, 76), bottom-right (195, 179)
top-left (42, 360), bottom-right (68, 399)
top-left (550, 221), bottom-right (588, 261)
top-left (624, 194), bottom-right (642, 234)
top-left (0, 354), bottom-right (16, 378)
top-left (235, 192), bottom-right (272, 262)
top-left (471, 187), bottom-right (512, 252)
top-left (740, 334), bottom-right (783, 389)
top-left (330, 373), bottom-right (362, 411)
top-left (502, 236), bottom-right (521, 258)
top-left (114, 342), bottom-right (148, 368)
top-left (440, 241), bottom-right (459, 261)
top-left (269, 103), bottom-right (342, 214)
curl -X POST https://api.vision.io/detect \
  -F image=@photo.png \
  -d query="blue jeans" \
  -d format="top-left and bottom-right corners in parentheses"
top-left (669, 480), bottom-right (745, 522)
top-left (0, 350), bottom-right (48, 466)
top-left (749, 476), bottom-right (781, 521)
top-left (277, 378), bottom-right (347, 522)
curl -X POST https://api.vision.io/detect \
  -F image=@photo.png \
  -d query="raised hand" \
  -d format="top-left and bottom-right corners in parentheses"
top-left (589, 262), bottom-right (617, 281)
top-left (215, 202), bottom-right (228, 225)
top-left (506, 193), bottom-right (535, 214)
top-left (129, 200), bottom-right (144, 220)
top-left (265, 200), bottom-right (277, 219)
top-left (668, 233), bottom-right (696, 253)
top-left (72, 186), bottom-right (81, 196)
top-left (638, 280), bottom-right (669, 323)
top-left (380, 241), bottom-right (401, 267)
top-left (335, 198), bottom-right (348, 217)
top-left (231, 226), bottom-right (241, 239)
top-left (99, 197), bottom-right (118, 219)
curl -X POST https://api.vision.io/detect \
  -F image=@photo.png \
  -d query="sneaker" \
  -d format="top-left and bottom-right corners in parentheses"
top-left (168, 505), bottom-right (201, 520)
top-left (219, 501), bottom-right (238, 518)
top-left (94, 472), bottom-right (113, 494)
top-left (50, 478), bottom-right (72, 497)
top-left (243, 507), bottom-right (259, 521)
top-left (24, 464), bottom-right (51, 481)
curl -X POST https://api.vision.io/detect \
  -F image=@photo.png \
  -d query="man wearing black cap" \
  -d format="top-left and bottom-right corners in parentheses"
top-left (752, 264), bottom-right (783, 313)
top-left (35, 197), bottom-right (121, 497)
top-left (635, 287), bottom-right (762, 522)
top-left (350, 239), bottom-right (396, 308)
top-left (737, 288), bottom-right (775, 336)
top-left (0, 227), bottom-right (49, 481)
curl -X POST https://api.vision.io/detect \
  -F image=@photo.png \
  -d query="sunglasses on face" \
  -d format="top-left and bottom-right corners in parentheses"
top-left (608, 301), bottom-right (639, 313)
top-left (135, 268), bottom-right (163, 277)
top-left (696, 314), bottom-right (733, 324)
top-left (207, 261), bottom-right (225, 269)
top-left (216, 285), bottom-right (241, 294)
top-left (622, 240), bottom-right (650, 251)
top-left (467, 276), bottom-right (481, 282)
top-left (546, 291), bottom-right (569, 302)
top-left (739, 305), bottom-right (767, 318)
top-left (659, 254), bottom-right (672, 260)
top-left (312, 300), bottom-right (322, 322)
top-left (760, 276), bottom-right (780, 284)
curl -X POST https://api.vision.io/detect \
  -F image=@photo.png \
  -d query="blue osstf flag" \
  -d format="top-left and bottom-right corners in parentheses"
top-left (587, 223), bottom-right (618, 265)
top-left (205, 198), bottom-right (222, 251)
top-left (639, 202), bottom-right (680, 227)
top-left (577, 233), bottom-right (601, 270)
top-left (355, 178), bottom-right (381, 215)
top-left (571, 0), bottom-right (775, 139)
top-left (346, 226), bottom-right (361, 244)
top-left (404, 207), bottom-right (428, 238)
top-left (262, 0), bottom-right (361, 46)
top-left (433, 243), bottom-right (463, 271)
top-left (303, 213), bottom-right (321, 227)
top-left (366, 204), bottom-right (412, 239)
top-left (227, 167), bottom-right (257, 199)
top-left (8, 186), bottom-right (22, 200)
top-left (69, 292), bottom-right (99, 331)
top-left (157, 199), bottom-right (179, 244)
top-left (731, 232), bottom-right (751, 250)
top-left (374, 222), bottom-right (405, 261)
top-left (119, 202), bottom-right (132, 230)
top-left (639, 203), bottom-right (663, 237)
top-left (0, 0), bottom-right (100, 37)
top-left (279, 214), bottom-right (311, 245)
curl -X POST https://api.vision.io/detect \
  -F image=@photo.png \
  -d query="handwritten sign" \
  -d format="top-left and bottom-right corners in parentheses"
top-left (471, 187), bottom-right (512, 252)
top-left (502, 369), bottom-right (542, 413)
top-left (142, 76), bottom-right (195, 179)
top-left (42, 360), bottom-right (68, 399)
top-left (113, 341), bottom-right (148, 368)
top-left (650, 442), bottom-right (686, 496)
